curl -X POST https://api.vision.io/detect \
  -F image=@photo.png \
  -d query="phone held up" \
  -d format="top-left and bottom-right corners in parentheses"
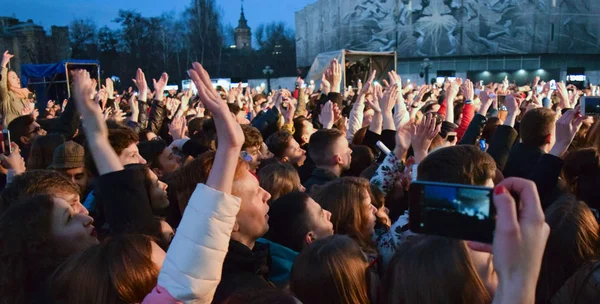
top-left (2, 130), bottom-right (12, 156)
top-left (581, 96), bottom-right (600, 116)
top-left (409, 181), bottom-right (496, 243)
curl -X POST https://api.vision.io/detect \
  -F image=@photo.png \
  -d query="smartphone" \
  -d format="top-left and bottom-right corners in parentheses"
top-left (536, 86), bottom-right (543, 94)
top-left (409, 181), bottom-right (496, 243)
top-left (581, 96), bottom-right (600, 116)
top-left (497, 95), bottom-right (506, 107)
top-left (474, 89), bottom-right (481, 96)
top-left (2, 130), bottom-right (12, 156)
top-left (479, 139), bottom-right (486, 152)
top-left (550, 80), bottom-right (557, 90)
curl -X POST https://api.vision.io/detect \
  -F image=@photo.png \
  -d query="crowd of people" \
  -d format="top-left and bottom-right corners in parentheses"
top-left (1, 48), bottom-right (600, 303)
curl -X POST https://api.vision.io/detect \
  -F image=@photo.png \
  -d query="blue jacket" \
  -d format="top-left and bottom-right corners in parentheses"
top-left (257, 238), bottom-right (298, 287)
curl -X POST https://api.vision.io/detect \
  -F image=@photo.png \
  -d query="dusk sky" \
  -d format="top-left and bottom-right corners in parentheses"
top-left (2, 0), bottom-right (315, 31)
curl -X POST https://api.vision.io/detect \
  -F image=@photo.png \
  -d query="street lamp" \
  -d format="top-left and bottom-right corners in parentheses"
top-left (420, 58), bottom-right (432, 85)
top-left (263, 66), bottom-right (274, 93)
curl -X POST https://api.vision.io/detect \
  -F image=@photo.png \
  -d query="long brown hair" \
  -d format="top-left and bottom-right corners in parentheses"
top-left (310, 177), bottom-right (376, 253)
top-left (257, 162), bottom-right (303, 203)
top-left (50, 234), bottom-right (159, 304)
top-left (562, 148), bottom-right (600, 209)
top-left (536, 195), bottom-right (600, 303)
top-left (0, 195), bottom-right (61, 303)
top-left (290, 235), bottom-right (371, 304)
top-left (381, 235), bottom-right (492, 304)
top-left (27, 133), bottom-right (65, 169)
top-left (171, 151), bottom-right (247, 213)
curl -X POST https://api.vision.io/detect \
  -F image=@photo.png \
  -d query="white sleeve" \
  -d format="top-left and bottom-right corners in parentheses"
top-left (157, 183), bottom-right (241, 303)
top-left (346, 101), bottom-right (365, 141)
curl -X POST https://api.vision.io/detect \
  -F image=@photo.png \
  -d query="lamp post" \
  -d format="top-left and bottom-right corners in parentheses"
top-left (420, 58), bottom-right (432, 85)
top-left (263, 66), bottom-right (274, 93)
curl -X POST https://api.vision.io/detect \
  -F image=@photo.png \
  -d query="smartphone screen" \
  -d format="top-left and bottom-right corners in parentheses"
top-left (409, 181), bottom-right (496, 243)
top-left (2, 130), bottom-right (12, 156)
top-left (497, 95), bottom-right (506, 107)
top-left (582, 96), bottom-right (600, 116)
top-left (479, 139), bottom-right (486, 152)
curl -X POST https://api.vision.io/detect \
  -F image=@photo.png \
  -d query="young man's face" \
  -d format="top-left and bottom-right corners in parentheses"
top-left (22, 121), bottom-right (47, 145)
top-left (300, 120), bottom-right (315, 145)
top-left (243, 145), bottom-right (262, 173)
top-left (56, 167), bottom-right (89, 195)
top-left (233, 170), bottom-right (271, 243)
top-left (283, 138), bottom-right (307, 167)
top-left (119, 143), bottom-right (147, 166)
top-left (333, 136), bottom-right (352, 171)
top-left (157, 146), bottom-right (181, 176)
top-left (304, 197), bottom-right (334, 243)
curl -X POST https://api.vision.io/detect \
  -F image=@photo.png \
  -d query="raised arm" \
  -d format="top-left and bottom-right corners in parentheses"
top-left (0, 51), bottom-right (12, 104)
top-left (149, 63), bottom-right (245, 303)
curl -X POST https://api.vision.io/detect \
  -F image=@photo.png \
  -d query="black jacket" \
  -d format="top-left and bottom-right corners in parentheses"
top-left (213, 240), bottom-right (274, 303)
top-left (528, 153), bottom-right (566, 209)
top-left (487, 125), bottom-right (519, 171)
top-left (458, 113), bottom-right (487, 146)
top-left (95, 167), bottom-right (161, 238)
top-left (304, 167), bottom-right (338, 194)
top-left (503, 142), bottom-right (545, 178)
top-left (147, 99), bottom-right (167, 135)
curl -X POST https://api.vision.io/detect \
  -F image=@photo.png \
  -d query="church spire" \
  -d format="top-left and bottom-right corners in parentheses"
top-left (237, 0), bottom-right (249, 29)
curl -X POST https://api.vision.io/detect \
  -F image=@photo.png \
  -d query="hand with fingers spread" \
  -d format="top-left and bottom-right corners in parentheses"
top-left (478, 89), bottom-right (494, 115)
top-left (411, 114), bottom-right (441, 163)
top-left (1, 50), bottom-right (14, 68)
top-left (330, 59), bottom-right (342, 93)
top-left (132, 68), bottom-right (149, 101)
top-left (152, 72), bottom-right (169, 101)
top-left (367, 85), bottom-right (382, 113)
top-left (550, 107), bottom-right (585, 157)
top-left (473, 178), bottom-right (549, 304)
top-left (380, 84), bottom-right (399, 114)
top-left (319, 100), bottom-right (335, 129)
top-left (110, 108), bottom-right (126, 122)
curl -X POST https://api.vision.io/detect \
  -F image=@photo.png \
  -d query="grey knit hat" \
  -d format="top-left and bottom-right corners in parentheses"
top-left (48, 141), bottom-right (85, 169)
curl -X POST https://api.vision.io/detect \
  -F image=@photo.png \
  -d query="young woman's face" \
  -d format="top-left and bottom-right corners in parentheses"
top-left (361, 190), bottom-right (377, 236)
top-left (50, 197), bottom-right (99, 255)
top-left (467, 247), bottom-right (498, 298)
top-left (147, 169), bottom-right (169, 210)
top-left (7, 71), bottom-right (20, 88)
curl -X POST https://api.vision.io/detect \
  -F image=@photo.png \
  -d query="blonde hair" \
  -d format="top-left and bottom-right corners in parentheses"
top-left (257, 162), bottom-right (303, 203)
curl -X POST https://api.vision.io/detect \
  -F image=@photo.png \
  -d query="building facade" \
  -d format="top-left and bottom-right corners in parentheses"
top-left (0, 16), bottom-right (70, 75)
top-left (295, 0), bottom-right (600, 84)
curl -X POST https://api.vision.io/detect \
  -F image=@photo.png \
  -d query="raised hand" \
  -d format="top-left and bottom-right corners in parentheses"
top-left (556, 81), bottom-right (570, 109)
top-left (152, 72), bottom-right (169, 101)
top-left (1, 50), bottom-right (14, 68)
top-left (379, 84), bottom-right (399, 114)
top-left (280, 99), bottom-right (296, 125)
top-left (319, 100), bottom-right (335, 129)
top-left (72, 69), bottom-right (107, 138)
top-left (447, 81), bottom-right (460, 101)
top-left (105, 78), bottom-right (114, 99)
top-left (330, 58), bottom-right (342, 93)
top-left (188, 62), bottom-right (243, 148)
top-left (132, 68), bottom-right (148, 101)
top-left (462, 79), bottom-right (474, 101)
top-left (320, 70), bottom-right (331, 95)
top-left (550, 107), bottom-right (584, 157)
top-left (411, 114), bottom-right (441, 163)
top-left (169, 115), bottom-right (187, 141)
top-left (359, 70), bottom-right (377, 97)
top-left (188, 62), bottom-right (244, 193)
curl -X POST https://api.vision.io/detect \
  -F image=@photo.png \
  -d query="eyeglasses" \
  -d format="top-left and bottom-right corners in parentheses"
top-left (25, 126), bottom-right (42, 136)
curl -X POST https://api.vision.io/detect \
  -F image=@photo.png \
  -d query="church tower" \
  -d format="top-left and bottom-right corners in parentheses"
top-left (234, 0), bottom-right (252, 50)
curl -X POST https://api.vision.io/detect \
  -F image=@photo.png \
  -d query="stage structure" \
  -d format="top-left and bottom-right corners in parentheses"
top-left (305, 49), bottom-right (397, 91)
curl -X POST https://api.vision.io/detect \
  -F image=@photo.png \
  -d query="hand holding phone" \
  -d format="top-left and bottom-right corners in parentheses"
top-left (409, 181), bottom-right (496, 243)
top-left (581, 96), bottom-right (600, 116)
top-left (2, 130), bottom-right (12, 156)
